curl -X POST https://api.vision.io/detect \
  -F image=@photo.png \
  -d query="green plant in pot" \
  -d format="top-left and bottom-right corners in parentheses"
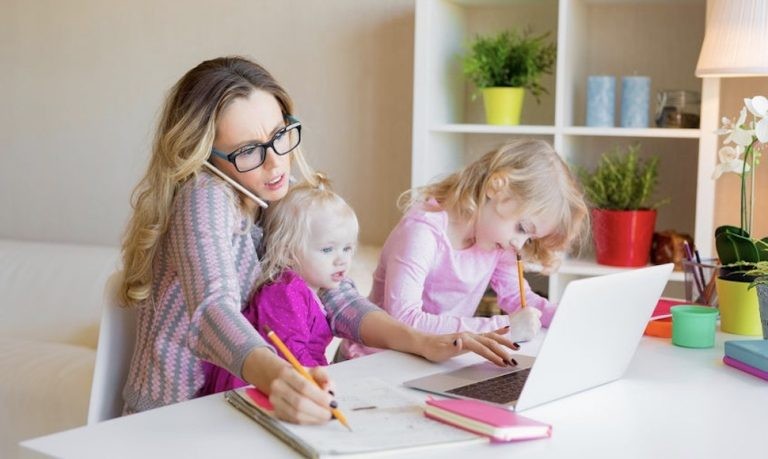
top-left (710, 96), bottom-right (768, 335)
top-left (462, 28), bottom-right (556, 126)
top-left (742, 262), bottom-right (768, 339)
top-left (578, 144), bottom-right (667, 267)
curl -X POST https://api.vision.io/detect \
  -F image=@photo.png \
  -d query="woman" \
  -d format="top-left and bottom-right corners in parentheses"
top-left (119, 56), bottom-right (516, 423)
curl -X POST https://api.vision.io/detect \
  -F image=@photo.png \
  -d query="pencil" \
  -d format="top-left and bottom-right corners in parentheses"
top-left (263, 326), bottom-right (352, 432)
top-left (516, 254), bottom-right (527, 309)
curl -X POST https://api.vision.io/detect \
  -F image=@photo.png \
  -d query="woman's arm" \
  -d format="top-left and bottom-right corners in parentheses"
top-left (321, 280), bottom-right (519, 366)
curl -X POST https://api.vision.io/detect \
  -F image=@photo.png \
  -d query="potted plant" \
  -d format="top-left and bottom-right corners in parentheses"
top-left (462, 28), bottom-right (556, 126)
top-left (742, 262), bottom-right (768, 339)
top-left (710, 96), bottom-right (768, 335)
top-left (578, 144), bottom-right (667, 267)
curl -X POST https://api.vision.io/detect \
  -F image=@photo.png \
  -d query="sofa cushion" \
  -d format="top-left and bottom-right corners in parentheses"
top-left (0, 240), bottom-right (119, 348)
top-left (0, 339), bottom-right (94, 459)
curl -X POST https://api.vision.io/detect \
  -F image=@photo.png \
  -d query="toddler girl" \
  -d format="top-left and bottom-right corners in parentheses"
top-left (341, 139), bottom-right (588, 360)
top-left (202, 174), bottom-right (358, 393)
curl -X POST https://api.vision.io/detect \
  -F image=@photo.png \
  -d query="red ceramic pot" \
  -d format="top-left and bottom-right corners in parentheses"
top-left (591, 209), bottom-right (657, 267)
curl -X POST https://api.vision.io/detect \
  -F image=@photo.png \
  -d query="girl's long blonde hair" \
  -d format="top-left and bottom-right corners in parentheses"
top-left (400, 139), bottom-right (588, 270)
top-left (258, 173), bottom-right (358, 288)
top-left (120, 56), bottom-right (313, 307)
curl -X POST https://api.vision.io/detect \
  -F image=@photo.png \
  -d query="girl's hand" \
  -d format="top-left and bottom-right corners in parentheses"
top-left (418, 327), bottom-right (520, 367)
top-left (268, 365), bottom-right (337, 424)
top-left (507, 307), bottom-right (542, 342)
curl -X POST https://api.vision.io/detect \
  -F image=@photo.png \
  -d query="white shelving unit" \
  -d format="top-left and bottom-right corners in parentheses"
top-left (411, 0), bottom-right (719, 302)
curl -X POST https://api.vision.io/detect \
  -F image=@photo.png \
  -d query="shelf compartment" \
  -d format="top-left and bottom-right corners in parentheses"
top-left (562, 127), bottom-right (700, 139)
top-left (432, 124), bottom-right (557, 135)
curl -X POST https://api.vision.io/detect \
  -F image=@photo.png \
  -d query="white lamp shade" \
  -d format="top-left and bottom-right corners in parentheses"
top-left (695, 0), bottom-right (768, 77)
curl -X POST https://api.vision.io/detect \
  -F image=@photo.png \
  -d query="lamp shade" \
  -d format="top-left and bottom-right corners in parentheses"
top-left (695, 0), bottom-right (768, 77)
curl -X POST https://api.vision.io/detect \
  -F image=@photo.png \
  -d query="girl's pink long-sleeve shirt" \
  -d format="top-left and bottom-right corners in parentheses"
top-left (341, 201), bottom-right (555, 359)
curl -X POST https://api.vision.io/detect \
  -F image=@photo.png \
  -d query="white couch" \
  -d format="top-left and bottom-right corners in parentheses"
top-left (0, 238), bottom-right (379, 458)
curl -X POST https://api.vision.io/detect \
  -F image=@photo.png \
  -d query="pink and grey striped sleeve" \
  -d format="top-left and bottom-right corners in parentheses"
top-left (319, 279), bottom-right (381, 342)
top-left (167, 180), bottom-right (270, 379)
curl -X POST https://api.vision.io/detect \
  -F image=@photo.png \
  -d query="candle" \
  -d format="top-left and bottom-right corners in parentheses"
top-left (586, 76), bottom-right (615, 127)
top-left (620, 76), bottom-right (651, 128)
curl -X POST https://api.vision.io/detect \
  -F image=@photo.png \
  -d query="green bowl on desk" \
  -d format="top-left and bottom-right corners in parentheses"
top-left (671, 305), bottom-right (718, 348)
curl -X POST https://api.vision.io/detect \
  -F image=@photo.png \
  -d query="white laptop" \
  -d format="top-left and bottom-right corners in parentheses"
top-left (404, 263), bottom-right (673, 411)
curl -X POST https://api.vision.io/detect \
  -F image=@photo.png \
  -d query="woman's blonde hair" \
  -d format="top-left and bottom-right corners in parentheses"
top-left (400, 139), bottom-right (588, 270)
top-left (258, 173), bottom-right (358, 287)
top-left (120, 56), bottom-right (313, 307)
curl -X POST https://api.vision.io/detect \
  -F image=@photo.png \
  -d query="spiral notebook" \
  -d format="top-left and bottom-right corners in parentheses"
top-left (224, 377), bottom-right (485, 458)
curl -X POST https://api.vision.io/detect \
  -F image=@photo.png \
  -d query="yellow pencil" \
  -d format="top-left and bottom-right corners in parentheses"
top-left (516, 254), bottom-right (527, 309)
top-left (264, 326), bottom-right (352, 432)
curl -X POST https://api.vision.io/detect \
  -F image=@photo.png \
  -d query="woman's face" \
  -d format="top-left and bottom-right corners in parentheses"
top-left (211, 90), bottom-right (292, 203)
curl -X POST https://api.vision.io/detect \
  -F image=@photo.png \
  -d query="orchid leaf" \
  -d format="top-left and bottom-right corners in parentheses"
top-left (716, 229), bottom-right (761, 264)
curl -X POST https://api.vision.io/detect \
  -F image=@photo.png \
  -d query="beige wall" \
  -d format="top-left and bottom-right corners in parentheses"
top-left (2, 0), bottom-right (766, 248)
top-left (0, 0), bottom-right (414, 246)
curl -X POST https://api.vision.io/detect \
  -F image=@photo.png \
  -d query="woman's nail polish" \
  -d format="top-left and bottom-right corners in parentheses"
top-left (452, 339), bottom-right (458, 346)
top-left (508, 358), bottom-right (518, 366)
top-left (513, 342), bottom-right (520, 350)
top-left (330, 400), bottom-right (338, 409)
top-left (328, 390), bottom-right (335, 396)
top-left (503, 325), bottom-right (510, 330)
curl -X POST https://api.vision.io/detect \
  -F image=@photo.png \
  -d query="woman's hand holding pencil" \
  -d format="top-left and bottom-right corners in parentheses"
top-left (264, 326), bottom-right (352, 431)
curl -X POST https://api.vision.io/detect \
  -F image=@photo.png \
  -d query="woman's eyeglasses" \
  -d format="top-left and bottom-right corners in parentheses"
top-left (210, 116), bottom-right (302, 172)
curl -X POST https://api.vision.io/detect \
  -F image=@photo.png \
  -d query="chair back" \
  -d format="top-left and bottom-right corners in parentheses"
top-left (87, 271), bottom-right (136, 424)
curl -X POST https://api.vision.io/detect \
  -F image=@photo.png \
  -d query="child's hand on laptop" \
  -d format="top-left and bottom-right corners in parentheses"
top-left (508, 307), bottom-right (542, 342)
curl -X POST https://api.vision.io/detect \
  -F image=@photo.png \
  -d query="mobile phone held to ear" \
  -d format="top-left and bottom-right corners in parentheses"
top-left (203, 161), bottom-right (268, 208)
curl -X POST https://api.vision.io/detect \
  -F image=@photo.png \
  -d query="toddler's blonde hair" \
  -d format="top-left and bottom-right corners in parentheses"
top-left (400, 139), bottom-right (588, 270)
top-left (259, 173), bottom-right (359, 287)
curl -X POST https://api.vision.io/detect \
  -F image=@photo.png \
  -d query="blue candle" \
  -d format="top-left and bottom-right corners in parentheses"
top-left (620, 76), bottom-right (651, 128)
top-left (586, 76), bottom-right (615, 127)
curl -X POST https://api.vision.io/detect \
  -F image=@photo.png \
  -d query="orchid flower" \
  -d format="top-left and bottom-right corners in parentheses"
top-left (745, 96), bottom-right (768, 143)
top-left (714, 96), bottom-right (766, 242)
top-left (712, 145), bottom-right (750, 179)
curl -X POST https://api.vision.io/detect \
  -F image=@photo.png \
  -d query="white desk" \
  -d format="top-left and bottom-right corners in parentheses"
top-left (20, 332), bottom-right (767, 458)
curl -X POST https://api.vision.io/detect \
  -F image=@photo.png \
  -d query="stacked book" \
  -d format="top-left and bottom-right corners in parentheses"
top-left (723, 340), bottom-right (768, 381)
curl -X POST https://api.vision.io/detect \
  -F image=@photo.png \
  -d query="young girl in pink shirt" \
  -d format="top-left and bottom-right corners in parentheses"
top-left (201, 175), bottom-right (359, 393)
top-left (341, 139), bottom-right (589, 360)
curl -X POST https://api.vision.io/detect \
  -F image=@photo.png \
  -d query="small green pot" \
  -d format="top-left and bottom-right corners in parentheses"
top-left (671, 305), bottom-right (718, 348)
top-left (482, 87), bottom-right (524, 125)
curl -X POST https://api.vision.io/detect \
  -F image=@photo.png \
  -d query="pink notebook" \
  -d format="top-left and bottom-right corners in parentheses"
top-left (424, 398), bottom-right (552, 442)
top-left (723, 356), bottom-right (768, 382)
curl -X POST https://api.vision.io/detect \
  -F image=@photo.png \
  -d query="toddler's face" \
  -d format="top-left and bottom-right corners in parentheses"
top-left (298, 213), bottom-right (358, 291)
top-left (474, 194), bottom-right (556, 253)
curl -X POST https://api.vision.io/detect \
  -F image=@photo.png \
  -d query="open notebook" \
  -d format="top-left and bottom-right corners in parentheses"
top-left (224, 377), bottom-right (485, 458)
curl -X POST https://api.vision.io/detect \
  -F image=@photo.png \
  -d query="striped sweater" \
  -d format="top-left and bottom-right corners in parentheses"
top-left (122, 171), bottom-right (378, 413)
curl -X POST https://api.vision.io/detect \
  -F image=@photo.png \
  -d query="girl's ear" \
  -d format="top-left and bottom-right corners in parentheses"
top-left (485, 172), bottom-right (508, 201)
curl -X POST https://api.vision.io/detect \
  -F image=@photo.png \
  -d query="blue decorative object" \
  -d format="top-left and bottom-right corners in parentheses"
top-left (620, 76), bottom-right (651, 128)
top-left (586, 76), bottom-right (615, 127)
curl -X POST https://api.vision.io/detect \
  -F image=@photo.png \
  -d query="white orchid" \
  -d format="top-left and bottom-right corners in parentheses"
top-left (713, 95), bottom-right (766, 238)
top-left (744, 96), bottom-right (768, 143)
top-left (718, 107), bottom-right (754, 147)
top-left (712, 145), bottom-right (750, 179)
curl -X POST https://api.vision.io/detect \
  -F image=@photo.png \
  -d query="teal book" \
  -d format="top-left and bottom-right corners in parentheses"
top-left (724, 340), bottom-right (768, 373)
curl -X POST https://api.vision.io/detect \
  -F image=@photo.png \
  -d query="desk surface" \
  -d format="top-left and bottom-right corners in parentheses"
top-left (20, 332), bottom-right (767, 459)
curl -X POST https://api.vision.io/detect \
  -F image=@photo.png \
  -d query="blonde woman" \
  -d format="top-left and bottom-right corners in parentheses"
top-left (340, 140), bottom-right (589, 360)
top-left (120, 56), bottom-right (517, 424)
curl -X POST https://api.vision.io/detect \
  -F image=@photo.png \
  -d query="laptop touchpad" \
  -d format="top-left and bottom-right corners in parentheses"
top-left (444, 355), bottom-right (534, 382)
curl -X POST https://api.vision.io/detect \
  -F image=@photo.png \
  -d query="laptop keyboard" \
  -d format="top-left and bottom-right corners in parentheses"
top-left (446, 368), bottom-right (531, 404)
